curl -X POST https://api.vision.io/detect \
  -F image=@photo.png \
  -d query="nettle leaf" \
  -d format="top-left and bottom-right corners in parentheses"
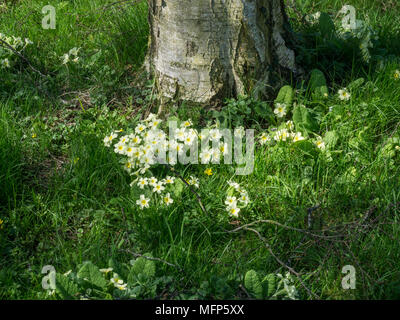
top-left (244, 270), bottom-right (263, 299)
top-left (56, 273), bottom-right (80, 299)
top-left (293, 105), bottom-right (319, 133)
top-left (77, 261), bottom-right (108, 290)
top-left (309, 69), bottom-right (328, 98)
top-left (275, 85), bottom-right (294, 108)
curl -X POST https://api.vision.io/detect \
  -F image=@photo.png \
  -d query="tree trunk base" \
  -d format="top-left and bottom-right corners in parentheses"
top-left (146, 0), bottom-right (300, 106)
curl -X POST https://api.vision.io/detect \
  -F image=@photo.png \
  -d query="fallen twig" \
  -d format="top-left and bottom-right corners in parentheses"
top-left (226, 219), bottom-right (341, 239)
top-left (244, 226), bottom-right (320, 299)
top-left (0, 38), bottom-right (50, 77)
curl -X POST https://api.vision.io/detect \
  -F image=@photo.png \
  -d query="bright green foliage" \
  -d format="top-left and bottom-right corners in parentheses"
top-left (275, 85), bottom-right (294, 109)
top-left (130, 255), bottom-right (156, 281)
top-left (213, 95), bottom-right (273, 128)
top-left (323, 131), bottom-right (339, 149)
top-left (51, 259), bottom-right (169, 300)
top-left (244, 270), bottom-right (263, 299)
top-left (55, 273), bottom-right (80, 299)
top-left (77, 261), bottom-right (108, 291)
top-left (293, 104), bottom-right (319, 133)
top-left (244, 270), bottom-right (298, 300)
top-left (262, 274), bottom-right (276, 298)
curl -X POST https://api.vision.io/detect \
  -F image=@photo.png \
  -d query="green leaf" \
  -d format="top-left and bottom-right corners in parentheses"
top-left (293, 105), bottom-right (319, 133)
top-left (262, 274), bottom-right (276, 298)
top-left (130, 254), bottom-right (156, 281)
top-left (275, 85), bottom-right (294, 108)
top-left (55, 273), bottom-right (80, 299)
top-left (77, 261), bottom-right (108, 290)
top-left (244, 270), bottom-right (263, 299)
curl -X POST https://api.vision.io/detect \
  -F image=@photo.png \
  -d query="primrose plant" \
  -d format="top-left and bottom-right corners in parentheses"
top-left (0, 33), bottom-right (33, 68)
top-left (104, 113), bottom-right (251, 218)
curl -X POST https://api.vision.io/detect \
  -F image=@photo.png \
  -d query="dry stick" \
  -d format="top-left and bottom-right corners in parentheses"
top-left (163, 164), bottom-right (209, 216)
top-left (244, 226), bottom-right (320, 300)
top-left (124, 249), bottom-right (183, 272)
top-left (0, 38), bottom-right (49, 77)
top-left (239, 284), bottom-right (252, 299)
top-left (227, 219), bottom-right (342, 239)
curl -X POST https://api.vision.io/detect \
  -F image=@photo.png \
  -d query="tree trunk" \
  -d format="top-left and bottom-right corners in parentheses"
top-left (146, 0), bottom-right (299, 105)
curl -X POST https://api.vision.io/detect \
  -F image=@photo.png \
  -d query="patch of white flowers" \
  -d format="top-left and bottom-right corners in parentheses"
top-left (0, 33), bottom-right (33, 68)
top-left (225, 180), bottom-right (250, 218)
top-left (258, 120), bottom-right (305, 145)
top-left (105, 114), bottom-right (240, 212)
top-left (61, 47), bottom-right (80, 65)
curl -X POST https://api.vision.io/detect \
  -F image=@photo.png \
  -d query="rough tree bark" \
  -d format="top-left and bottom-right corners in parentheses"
top-left (146, 0), bottom-right (299, 105)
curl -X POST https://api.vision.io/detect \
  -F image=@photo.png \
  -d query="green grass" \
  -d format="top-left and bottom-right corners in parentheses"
top-left (1, 0), bottom-right (400, 299)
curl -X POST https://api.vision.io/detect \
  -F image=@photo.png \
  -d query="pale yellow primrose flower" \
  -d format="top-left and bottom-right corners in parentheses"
top-left (136, 194), bottom-right (150, 209)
